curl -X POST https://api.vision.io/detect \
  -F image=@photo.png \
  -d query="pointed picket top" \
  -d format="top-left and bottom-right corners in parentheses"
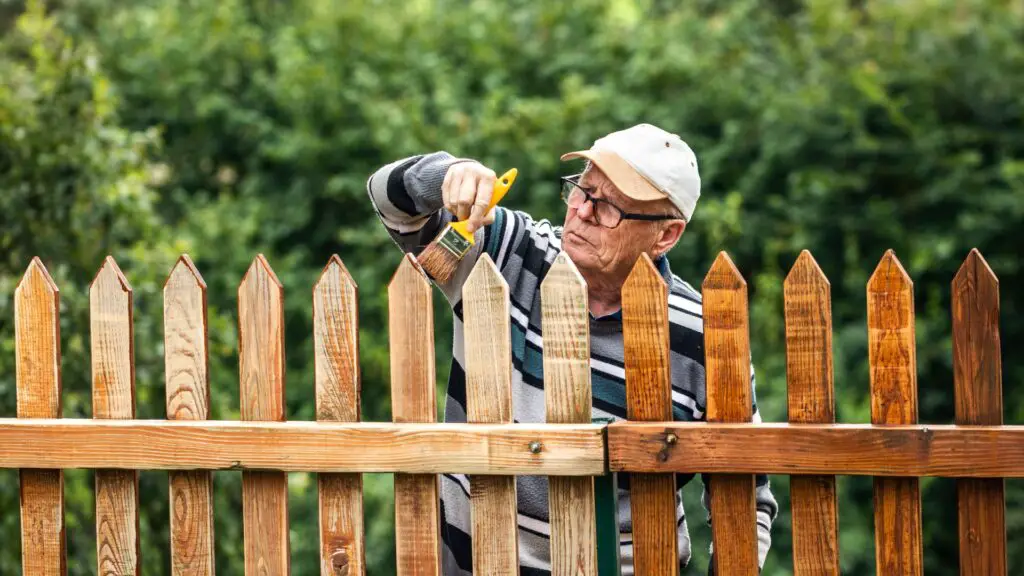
top-left (866, 248), bottom-right (917, 424)
top-left (463, 253), bottom-right (512, 424)
top-left (16, 257), bottom-right (62, 420)
top-left (238, 254), bottom-right (285, 423)
top-left (783, 249), bottom-right (834, 425)
top-left (17, 256), bottom-right (60, 297)
top-left (868, 249), bottom-right (913, 296)
top-left (953, 248), bottom-right (999, 300)
top-left (91, 255), bottom-right (132, 294)
top-left (952, 248), bottom-right (1001, 426)
top-left (785, 250), bottom-right (830, 293)
top-left (240, 253), bottom-right (283, 290)
top-left (623, 252), bottom-right (667, 297)
top-left (315, 254), bottom-right (360, 423)
top-left (165, 254), bottom-right (207, 291)
top-left (388, 253), bottom-right (429, 294)
top-left (464, 251), bottom-right (509, 297)
top-left (164, 254), bottom-right (209, 422)
top-left (703, 251), bottom-right (746, 292)
top-left (541, 252), bottom-right (590, 424)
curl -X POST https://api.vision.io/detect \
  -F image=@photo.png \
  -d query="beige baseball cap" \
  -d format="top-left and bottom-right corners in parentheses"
top-left (560, 123), bottom-right (701, 222)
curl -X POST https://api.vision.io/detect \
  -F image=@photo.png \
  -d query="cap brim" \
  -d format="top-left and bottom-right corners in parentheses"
top-left (560, 149), bottom-right (666, 203)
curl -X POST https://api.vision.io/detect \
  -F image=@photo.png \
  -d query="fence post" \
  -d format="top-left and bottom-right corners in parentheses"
top-left (16, 257), bottom-right (66, 575)
top-left (784, 250), bottom-right (839, 575)
top-left (867, 250), bottom-right (923, 575)
top-left (238, 254), bottom-right (290, 574)
top-left (316, 255), bottom-right (366, 576)
top-left (389, 254), bottom-right (442, 575)
top-left (164, 255), bottom-right (215, 575)
top-left (541, 252), bottom-right (597, 576)
top-left (463, 254), bottom-right (519, 574)
top-left (703, 252), bottom-right (758, 575)
top-left (91, 256), bottom-right (140, 575)
top-left (952, 249), bottom-right (1006, 575)
top-left (622, 254), bottom-right (678, 576)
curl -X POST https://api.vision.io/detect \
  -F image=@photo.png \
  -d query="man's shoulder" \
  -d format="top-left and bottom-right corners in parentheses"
top-left (667, 273), bottom-right (704, 318)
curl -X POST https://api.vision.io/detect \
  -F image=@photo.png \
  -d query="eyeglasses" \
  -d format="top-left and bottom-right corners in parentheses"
top-left (560, 174), bottom-right (681, 229)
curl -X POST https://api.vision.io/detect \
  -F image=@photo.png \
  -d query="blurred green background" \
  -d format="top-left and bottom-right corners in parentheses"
top-left (1, 0), bottom-right (1023, 573)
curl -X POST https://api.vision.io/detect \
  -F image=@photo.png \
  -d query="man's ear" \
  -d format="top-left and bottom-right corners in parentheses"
top-left (651, 220), bottom-right (686, 259)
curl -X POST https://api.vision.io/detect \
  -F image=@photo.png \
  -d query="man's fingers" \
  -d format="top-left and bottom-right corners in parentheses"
top-left (467, 176), bottom-right (494, 232)
top-left (483, 206), bottom-right (497, 225)
top-left (443, 166), bottom-right (462, 213)
top-left (456, 173), bottom-right (477, 221)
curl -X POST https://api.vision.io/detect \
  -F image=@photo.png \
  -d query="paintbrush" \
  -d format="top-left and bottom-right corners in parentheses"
top-left (418, 167), bottom-right (518, 283)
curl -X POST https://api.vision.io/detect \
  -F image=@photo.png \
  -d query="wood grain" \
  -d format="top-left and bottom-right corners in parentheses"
top-left (867, 250), bottom-right (922, 576)
top-left (621, 254), bottom-right (678, 576)
top-left (0, 420), bottom-right (606, 474)
top-left (702, 252), bottom-right (757, 575)
top-left (784, 250), bottom-right (839, 575)
top-left (238, 254), bottom-right (289, 575)
top-left (463, 254), bottom-right (519, 575)
top-left (16, 257), bottom-right (66, 575)
top-left (388, 254), bottom-right (440, 576)
top-left (607, 422), bottom-right (1024, 477)
top-left (541, 252), bottom-right (596, 576)
top-left (164, 255), bottom-right (215, 575)
top-left (952, 249), bottom-right (1006, 575)
top-left (90, 256), bottom-right (140, 576)
top-left (315, 255), bottom-right (365, 576)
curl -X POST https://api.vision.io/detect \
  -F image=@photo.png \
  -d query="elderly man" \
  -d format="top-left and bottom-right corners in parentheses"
top-left (367, 123), bottom-right (777, 575)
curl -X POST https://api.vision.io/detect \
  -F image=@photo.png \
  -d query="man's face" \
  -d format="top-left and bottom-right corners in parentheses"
top-left (561, 167), bottom-right (680, 282)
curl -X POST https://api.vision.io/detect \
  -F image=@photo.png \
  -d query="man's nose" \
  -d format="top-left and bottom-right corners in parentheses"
top-left (575, 198), bottom-right (598, 223)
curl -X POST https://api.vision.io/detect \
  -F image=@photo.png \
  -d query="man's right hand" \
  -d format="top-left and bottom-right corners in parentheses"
top-left (442, 161), bottom-right (498, 234)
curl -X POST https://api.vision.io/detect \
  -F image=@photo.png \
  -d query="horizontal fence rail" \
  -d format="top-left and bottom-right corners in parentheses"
top-left (3, 246), bottom-right (1014, 574)
top-left (0, 420), bottom-right (605, 474)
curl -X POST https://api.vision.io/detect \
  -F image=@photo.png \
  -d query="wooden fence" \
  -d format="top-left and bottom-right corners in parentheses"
top-left (2, 247), bottom-right (1018, 575)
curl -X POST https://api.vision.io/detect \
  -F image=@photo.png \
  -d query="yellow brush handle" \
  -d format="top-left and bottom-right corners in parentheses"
top-left (451, 168), bottom-right (517, 238)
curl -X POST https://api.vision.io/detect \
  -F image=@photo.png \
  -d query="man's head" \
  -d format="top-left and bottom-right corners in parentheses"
top-left (559, 123), bottom-right (700, 284)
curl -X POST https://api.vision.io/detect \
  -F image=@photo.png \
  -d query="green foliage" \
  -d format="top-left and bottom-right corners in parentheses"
top-left (1, 0), bottom-right (1022, 574)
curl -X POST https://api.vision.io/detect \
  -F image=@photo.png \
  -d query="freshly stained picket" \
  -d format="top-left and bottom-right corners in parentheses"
top-left (952, 249), bottom-right (1006, 575)
top-left (867, 250), bottom-right (923, 576)
top-left (164, 255), bottom-right (215, 575)
top-left (16, 258), bottom-right (66, 575)
top-left (703, 253), bottom-right (758, 575)
top-left (91, 256), bottom-right (140, 576)
top-left (463, 254), bottom-right (519, 575)
top-left (315, 255), bottom-right (366, 576)
top-left (541, 252), bottom-right (596, 576)
top-left (622, 254), bottom-right (678, 576)
top-left (784, 251), bottom-right (839, 575)
top-left (389, 255), bottom-right (441, 576)
top-left (238, 255), bottom-right (289, 574)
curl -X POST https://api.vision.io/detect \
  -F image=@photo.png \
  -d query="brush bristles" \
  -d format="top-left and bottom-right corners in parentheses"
top-left (418, 240), bottom-right (461, 283)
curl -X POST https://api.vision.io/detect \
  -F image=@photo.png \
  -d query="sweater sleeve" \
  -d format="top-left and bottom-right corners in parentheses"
top-left (366, 151), bottom-right (490, 305)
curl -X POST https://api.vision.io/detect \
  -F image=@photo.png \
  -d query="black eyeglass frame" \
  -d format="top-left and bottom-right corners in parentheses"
top-left (559, 173), bottom-right (683, 229)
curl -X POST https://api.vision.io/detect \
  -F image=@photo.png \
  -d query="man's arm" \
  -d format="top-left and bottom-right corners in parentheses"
top-left (700, 363), bottom-right (779, 574)
top-left (366, 152), bottom-right (488, 304)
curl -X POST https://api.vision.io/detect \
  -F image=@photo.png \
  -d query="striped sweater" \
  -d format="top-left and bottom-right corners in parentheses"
top-left (367, 152), bottom-right (778, 575)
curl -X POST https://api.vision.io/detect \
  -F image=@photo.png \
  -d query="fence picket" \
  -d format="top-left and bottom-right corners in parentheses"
top-left (463, 254), bottom-right (519, 575)
top-left (541, 252), bottom-right (596, 576)
top-left (622, 254), bottom-right (678, 576)
top-left (952, 249), bottom-right (1006, 575)
top-left (16, 258), bottom-right (66, 575)
top-left (91, 256), bottom-right (140, 576)
top-left (315, 255), bottom-right (366, 576)
top-left (703, 252), bottom-right (758, 575)
top-left (389, 254), bottom-right (441, 576)
top-left (164, 255), bottom-right (215, 575)
top-left (238, 255), bottom-right (290, 574)
top-left (867, 250), bottom-right (923, 575)
top-left (784, 251), bottom-right (839, 575)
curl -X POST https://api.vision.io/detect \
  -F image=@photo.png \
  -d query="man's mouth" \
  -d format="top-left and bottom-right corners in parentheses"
top-left (566, 231), bottom-right (592, 246)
